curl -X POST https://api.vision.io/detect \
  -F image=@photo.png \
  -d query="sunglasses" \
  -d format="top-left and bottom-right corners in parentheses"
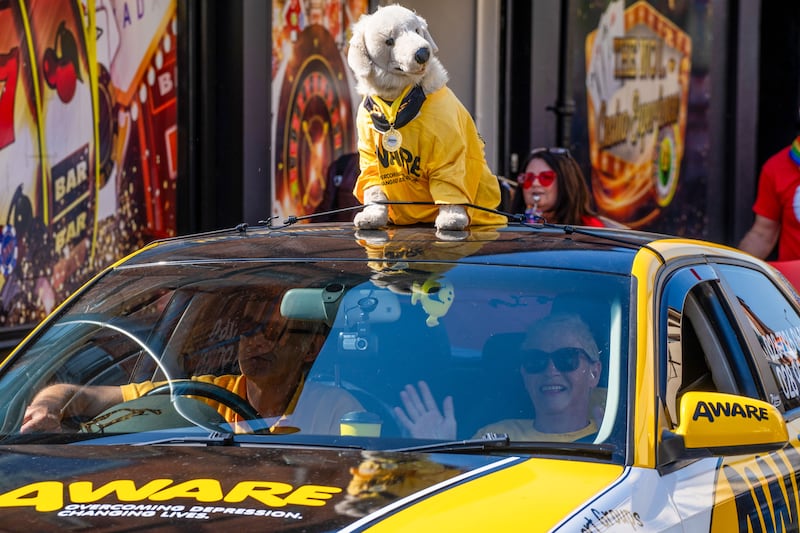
top-left (520, 347), bottom-right (592, 374)
top-left (517, 170), bottom-right (557, 188)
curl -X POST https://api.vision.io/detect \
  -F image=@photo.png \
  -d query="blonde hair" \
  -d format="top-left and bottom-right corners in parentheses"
top-left (524, 313), bottom-right (599, 361)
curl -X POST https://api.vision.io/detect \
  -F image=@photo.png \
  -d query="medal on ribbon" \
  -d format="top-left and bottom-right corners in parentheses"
top-left (364, 85), bottom-right (426, 153)
top-left (382, 127), bottom-right (403, 152)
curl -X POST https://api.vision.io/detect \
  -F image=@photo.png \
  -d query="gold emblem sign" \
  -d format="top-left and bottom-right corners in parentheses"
top-left (585, 1), bottom-right (692, 227)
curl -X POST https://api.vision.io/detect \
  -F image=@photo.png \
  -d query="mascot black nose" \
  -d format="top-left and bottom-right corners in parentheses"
top-left (415, 47), bottom-right (430, 65)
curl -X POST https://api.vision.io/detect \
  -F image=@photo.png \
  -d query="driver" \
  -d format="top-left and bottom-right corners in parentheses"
top-left (20, 315), bottom-right (363, 435)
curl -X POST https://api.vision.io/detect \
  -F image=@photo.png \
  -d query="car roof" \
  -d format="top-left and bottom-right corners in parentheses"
top-left (121, 223), bottom-right (672, 275)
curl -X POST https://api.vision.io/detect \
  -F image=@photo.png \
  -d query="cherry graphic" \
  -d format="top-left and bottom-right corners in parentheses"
top-left (54, 61), bottom-right (77, 102)
top-left (42, 48), bottom-right (57, 84)
top-left (42, 21), bottom-right (81, 103)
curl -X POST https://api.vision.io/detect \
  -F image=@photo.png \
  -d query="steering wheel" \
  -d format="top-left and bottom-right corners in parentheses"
top-left (144, 380), bottom-right (261, 421)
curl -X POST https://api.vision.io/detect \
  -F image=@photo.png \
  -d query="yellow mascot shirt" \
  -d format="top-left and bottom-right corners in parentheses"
top-left (354, 85), bottom-right (507, 226)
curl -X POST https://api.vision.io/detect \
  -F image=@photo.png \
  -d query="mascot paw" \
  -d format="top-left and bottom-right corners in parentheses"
top-left (354, 206), bottom-right (388, 229)
top-left (355, 186), bottom-right (390, 229)
top-left (435, 205), bottom-right (469, 231)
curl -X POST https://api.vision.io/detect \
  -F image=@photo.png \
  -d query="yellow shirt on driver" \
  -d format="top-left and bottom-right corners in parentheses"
top-left (121, 375), bottom-right (362, 435)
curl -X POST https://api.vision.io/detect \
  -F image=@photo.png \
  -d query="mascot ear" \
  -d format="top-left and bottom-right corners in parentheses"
top-left (347, 15), bottom-right (373, 79)
top-left (417, 17), bottom-right (439, 55)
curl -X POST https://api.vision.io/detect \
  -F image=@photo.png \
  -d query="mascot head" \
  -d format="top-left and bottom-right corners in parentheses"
top-left (347, 4), bottom-right (448, 100)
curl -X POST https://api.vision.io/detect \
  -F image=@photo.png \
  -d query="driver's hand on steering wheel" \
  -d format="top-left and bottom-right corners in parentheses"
top-left (21, 401), bottom-right (64, 433)
top-left (20, 383), bottom-right (123, 433)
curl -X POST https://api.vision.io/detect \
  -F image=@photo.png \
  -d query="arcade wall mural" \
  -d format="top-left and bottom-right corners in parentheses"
top-left (0, 0), bottom-right (177, 329)
top-left (271, 0), bottom-right (368, 220)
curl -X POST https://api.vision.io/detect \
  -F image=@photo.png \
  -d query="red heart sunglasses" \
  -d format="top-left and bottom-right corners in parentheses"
top-left (517, 170), bottom-right (557, 188)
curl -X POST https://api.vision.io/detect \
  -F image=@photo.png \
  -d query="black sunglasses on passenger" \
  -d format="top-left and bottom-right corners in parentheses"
top-left (520, 347), bottom-right (592, 373)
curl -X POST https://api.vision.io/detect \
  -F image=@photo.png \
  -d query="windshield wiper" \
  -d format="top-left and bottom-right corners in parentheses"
top-left (132, 431), bottom-right (236, 446)
top-left (388, 434), bottom-right (617, 458)
top-left (130, 432), bottom-right (370, 450)
top-left (387, 433), bottom-right (511, 453)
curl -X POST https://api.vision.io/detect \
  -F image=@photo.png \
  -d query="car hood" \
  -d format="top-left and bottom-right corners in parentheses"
top-left (0, 445), bottom-right (624, 531)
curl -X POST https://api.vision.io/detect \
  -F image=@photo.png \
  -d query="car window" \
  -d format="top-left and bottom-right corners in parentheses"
top-left (661, 266), bottom-right (757, 428)
top-left (715, 263), bottom-right (800, 413)
top-left (304, 265), bottom-right (631, 445)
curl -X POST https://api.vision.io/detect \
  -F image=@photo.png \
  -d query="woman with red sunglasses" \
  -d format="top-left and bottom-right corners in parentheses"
top-left (511, 148), bottom-right (606, 227)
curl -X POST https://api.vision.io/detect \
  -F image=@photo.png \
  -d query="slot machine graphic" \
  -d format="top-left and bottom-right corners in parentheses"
top-left (0, 5), bottom-right (41, 303)
top-left (26, 0), bottom-right (98, 289)
top-left (124, 14), bottom-right (177, 239)
top-left (0, 0), bottom-right (178, 330)
top-left (0, 0), bottom-right (95, 325)
top-left (103, 0), bottom-right (177, 240)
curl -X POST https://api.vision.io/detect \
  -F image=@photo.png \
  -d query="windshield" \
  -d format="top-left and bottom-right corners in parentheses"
top-left (0, 260), bottom-right (630, 457)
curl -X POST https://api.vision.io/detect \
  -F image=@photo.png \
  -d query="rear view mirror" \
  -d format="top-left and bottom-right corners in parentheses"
top-left (280, 283), bottom-right (346, 326)
top-left (281, 284), bottom-right (401, 328)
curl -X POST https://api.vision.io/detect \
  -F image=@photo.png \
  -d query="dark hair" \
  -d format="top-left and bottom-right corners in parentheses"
top-left (511, 149), bottom-right (598, 225)
top-left (314, 153), bottom-right (360, 222)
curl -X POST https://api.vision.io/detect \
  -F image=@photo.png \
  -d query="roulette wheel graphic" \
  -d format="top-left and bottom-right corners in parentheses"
top-left (274, 25), bottom-right (355, 217)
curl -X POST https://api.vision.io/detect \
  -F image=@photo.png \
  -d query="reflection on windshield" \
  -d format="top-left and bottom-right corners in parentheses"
top-left (0, 261), bottom-right (629, 455)
top-left (336, 451), bottom-right (462, 517)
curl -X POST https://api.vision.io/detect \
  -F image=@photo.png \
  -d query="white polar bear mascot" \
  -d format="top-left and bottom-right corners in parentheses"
top-left (347, 4), bottom-right (506, 230)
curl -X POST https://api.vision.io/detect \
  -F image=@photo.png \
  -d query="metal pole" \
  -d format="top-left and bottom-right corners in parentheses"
top-left (548, 0), bottom-right (575, 148)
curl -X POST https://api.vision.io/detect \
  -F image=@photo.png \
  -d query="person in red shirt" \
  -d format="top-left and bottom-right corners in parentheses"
top-left (739, 136), bottom-right (800, 261)
top-left (510, 147), bottom-right (606, 227)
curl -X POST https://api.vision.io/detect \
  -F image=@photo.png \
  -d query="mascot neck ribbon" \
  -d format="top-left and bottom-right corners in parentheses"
top-left (364, 84), bottom-right (426, 133)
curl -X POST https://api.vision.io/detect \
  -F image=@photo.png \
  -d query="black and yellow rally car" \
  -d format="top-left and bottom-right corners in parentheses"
top-left (0, 219), bottom-right (798, 531)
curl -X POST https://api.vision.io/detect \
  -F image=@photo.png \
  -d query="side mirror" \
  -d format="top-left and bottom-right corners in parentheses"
top-left (674, 391), bottom-right (787, 454)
